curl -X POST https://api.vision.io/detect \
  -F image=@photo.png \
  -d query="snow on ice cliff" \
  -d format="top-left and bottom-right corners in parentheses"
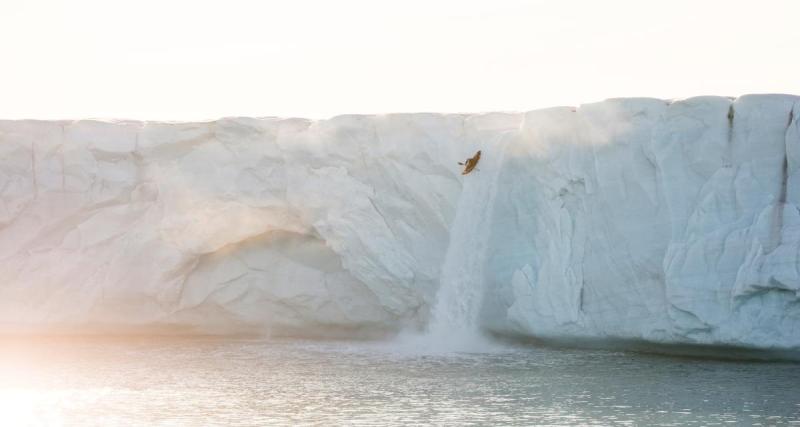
top-left (1, 95), bottom-right (799, 351)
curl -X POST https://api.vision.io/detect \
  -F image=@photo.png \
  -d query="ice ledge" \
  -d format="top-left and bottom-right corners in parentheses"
top-left (1, 95), bottom-right (799, 355)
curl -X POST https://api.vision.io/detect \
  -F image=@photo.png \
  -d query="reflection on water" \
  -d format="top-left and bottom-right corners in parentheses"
top-left (1, 336), bottom-right (799, 426)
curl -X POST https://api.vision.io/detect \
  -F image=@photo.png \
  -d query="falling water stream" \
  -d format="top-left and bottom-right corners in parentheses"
top-left (425, 133), bottom-right (512, 350)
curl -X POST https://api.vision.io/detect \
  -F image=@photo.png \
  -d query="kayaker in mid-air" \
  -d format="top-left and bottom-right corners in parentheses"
top-left (459, 150), bottom-right (481, 175)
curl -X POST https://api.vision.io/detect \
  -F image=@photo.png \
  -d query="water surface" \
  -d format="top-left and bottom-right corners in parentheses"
top-left (2, 337), bottom-right (799, 425)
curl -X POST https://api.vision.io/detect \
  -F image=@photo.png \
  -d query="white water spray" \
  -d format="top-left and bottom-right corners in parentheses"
top-left (423, 133), bottom-right (512, 351)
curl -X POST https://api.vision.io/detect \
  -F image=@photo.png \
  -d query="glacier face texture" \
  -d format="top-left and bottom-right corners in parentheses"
top-left (1, 94), bottom-right (799, 350)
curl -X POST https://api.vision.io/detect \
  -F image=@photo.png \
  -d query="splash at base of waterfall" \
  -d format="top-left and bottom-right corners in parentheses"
top-left (391, 328), bottom-right (500, 355)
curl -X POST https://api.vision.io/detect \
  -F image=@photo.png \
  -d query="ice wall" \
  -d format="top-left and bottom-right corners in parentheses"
top-left (0, 112), bottom-right (519, 336)
top-left (483, 95), bottom-right (800, 350)
top-left (1, 95), bottom-right (798, 350)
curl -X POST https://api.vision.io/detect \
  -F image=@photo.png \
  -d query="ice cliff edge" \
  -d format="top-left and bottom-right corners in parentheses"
top-left (1, 94), bottom-right (799, 351)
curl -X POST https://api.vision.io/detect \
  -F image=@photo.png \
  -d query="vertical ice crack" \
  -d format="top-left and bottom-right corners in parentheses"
top-left (60, 124), bottom-right (66, 192)
top-left (30, 141), bottom-right (38, 199)
top-left (780, 112), bottom-right (791, 208)
top-left (766, 108), bottom-right (795, 253)
top-left (724, 103), bottom-right (735, 168)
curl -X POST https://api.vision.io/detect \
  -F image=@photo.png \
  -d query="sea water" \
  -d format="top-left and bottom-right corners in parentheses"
top-left (2, 336), bottom-right (799, 426)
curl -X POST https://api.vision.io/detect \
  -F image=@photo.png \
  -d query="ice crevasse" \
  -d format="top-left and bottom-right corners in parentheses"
top-left (1, 94), bottom-right (799, 351)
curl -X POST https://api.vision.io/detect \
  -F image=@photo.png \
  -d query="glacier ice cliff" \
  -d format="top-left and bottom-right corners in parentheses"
top-left (1, 95), bottom-right (799, 351)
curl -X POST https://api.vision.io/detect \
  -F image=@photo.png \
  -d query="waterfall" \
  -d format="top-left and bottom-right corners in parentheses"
top-left (425, 133), bottom-right (511, 349)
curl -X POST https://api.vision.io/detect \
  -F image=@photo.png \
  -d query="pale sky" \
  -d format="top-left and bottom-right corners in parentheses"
top-left (1, 0), bottom-right (799, 120)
